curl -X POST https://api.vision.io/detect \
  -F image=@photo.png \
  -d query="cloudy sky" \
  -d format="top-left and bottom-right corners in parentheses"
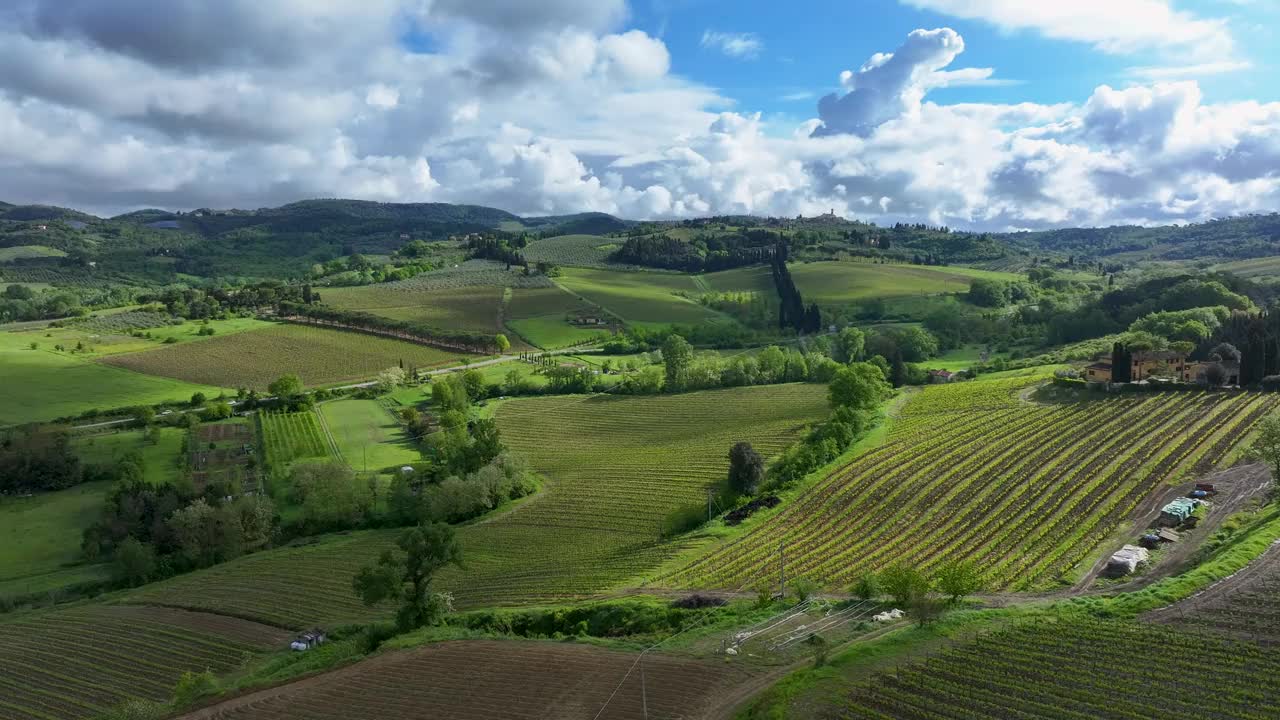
top-left (1, 0), bottom-right (1278, 230)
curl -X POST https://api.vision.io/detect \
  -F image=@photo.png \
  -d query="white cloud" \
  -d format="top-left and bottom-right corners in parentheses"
top-left (900, 0), bottom-right (1235, 58)
top-left (700, 30), bottom-right (764, 59)
top-left (1128, 60), bottom-right (1253, 79)
top-left (0, 10), bottom-right (1278, 233)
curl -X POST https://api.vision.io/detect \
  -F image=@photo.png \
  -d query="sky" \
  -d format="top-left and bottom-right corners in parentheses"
top-left (1, 0), bottom-right (1279, 230)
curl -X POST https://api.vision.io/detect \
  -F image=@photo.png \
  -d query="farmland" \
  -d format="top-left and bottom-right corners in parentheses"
top-left (191, 420), bottom-right (260, 492)
top-left (0, 605), bottom-right (289, 720)
top-left (118, 385), bottom-right (828, 625)
top-left (556, 267), bottom-right (729, 327)
top-left (664, 377), bottom-right (1279, 592)
top-left (0, 331), bottom-right (227, 425)
top-left (505, 286), bottom-right (606, 348)
top-left (1150, 533), bottom-right (1280, 645)
top-left (1213, 255), bottom-right (1280, 279)
top-left (70, 427), bottom-right (187, 485)
top-left (522, 234), bottom-right (635, 269)
top-left (837, 618), bottom-right (1280, 719)
top-left (174, 639), bottom-right (758, 720)
top-left (0, 482), bottom-right (109, 597)
top-left (700, 261), bottom-right (1019, 303)
top-left (318, 399), bottom-right (420, 472)
top-left (320, 284), bottom-right (504, 333)
top-left (100, 324), bottom-right (474, 390)
top-left (0, 245), bottom-right (67, 262)
top-left (260, 410), bottom-right (332, 466)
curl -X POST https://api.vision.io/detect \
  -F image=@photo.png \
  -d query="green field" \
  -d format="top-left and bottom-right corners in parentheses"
top-left (321, 284), bottom-right (503, 332)
top-left (522, 234), bottom-right (632, 268)
top-left (318, 398), bottom-right (420, 472)
top-left (100, 324), bottom-right (475, 390)
top-left (70, 427), bottom-right (186, 485)
top-left (666, 375), bottom-right (1277, 592)
top-left (505, 286), bottom-right (592, 319)
top-left (0, 482), bottom-right (109, 596)
top-left (0, 331), bottom-right (227, 425)
top-left (792, 261), bottom-right (1014, 303)
top-left (0, 245), bottom-right (67, 262)
top-left (1214, 255), bottom-right (1280, 279)
top-left (260, 410), bottom-right (333, 466)
top-left (556, 267), bottom-right (729, 327)
top-left (121, 384), bottom-right (828, 626)
top-left (506, 315), bottom-right (606, 349)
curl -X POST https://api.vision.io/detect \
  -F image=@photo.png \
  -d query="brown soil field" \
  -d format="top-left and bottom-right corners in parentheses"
top-left (0, 605), bottom-right (289, 720)
top-left (178, 639), bottom-right (760, 720)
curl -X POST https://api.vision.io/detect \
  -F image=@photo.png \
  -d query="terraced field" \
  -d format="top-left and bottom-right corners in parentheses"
top-left (839, 618), bottom-right (1280, 719)
top-left (0, 605), bottom-right (288, 720)
top-left (121, 385), bottom-right (828, 625)
top-left (665, 378), bottom-right (1279, 592)
top-left (175, 639), bottom-right (758, 720)
top-left (101, 324), bottom-right (471, 389)
top-left (260, 410), bottom-right (332, 465)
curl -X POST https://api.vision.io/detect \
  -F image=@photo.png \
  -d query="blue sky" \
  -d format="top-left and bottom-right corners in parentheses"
top-left (631, 0), bottom-right (1279, 117)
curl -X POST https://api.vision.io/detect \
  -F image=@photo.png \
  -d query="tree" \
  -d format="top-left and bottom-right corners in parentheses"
top-left (268, 374), bottom-right (303, 400)
top-left (879, 564), bottom-right (930, 607)
top-left (828, 363), bottom-right (891, 411)
top-left (291, 461), bottom-right (373, 529)
top-left (851, 573), bottom-right (881, 601)
top-left (662, 334), bottom-right (694, 392)
top-left (353, 523), bottom-right (463, 631)
top-left (967, 278), bottom-right (1009, 307)
top-left (495, 334), bottom-right (511, 353)
top-left (1110, 342), bottom-right (1132, 383)
top-left (112, 537), bottom-right (156, 587)
top-left (728, 442), bottom-right (765, 496)
top-left (834, 325), bottom-right (865, 361)
top-left (933, 560), bottom-right (984, 604)
top-left (189, 392), bottom-right (207, 406)
top-left (1248, 411), bottom-right (1280, 492)
top-left (377, 366), bottom-right (407, 393)
top-left (462, 369), bottom-right (487, 402)
top-left (1204, 362), bottom-right (1228, 387)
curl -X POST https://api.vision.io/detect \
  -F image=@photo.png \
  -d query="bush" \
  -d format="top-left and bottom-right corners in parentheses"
top-left (171, 669), bottom-right (219, 708)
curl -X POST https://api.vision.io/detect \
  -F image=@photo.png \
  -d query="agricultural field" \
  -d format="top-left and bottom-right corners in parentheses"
top-left (118, 385), bottom-right (827, 625)
top-left (0, 482), bottom-right (109, 598)
top-left (505, 315), bottom-right (606, 349)
top-left (7, 315), bottom-right (270, 359)
top-left (699, 261), bottom-right (1019, 302)
top-left (0, 245), bottom-right (67, 262)
top-left (70, 427), bottom-right (186, 485)
top-left (1213, 255), bottom-right (1280, 279)
top-left (1149, 535), bottom-right (1280, 645)
top-left (191, 420), bottom-right (260, 492)
top-left (556, 267), bottom-right (729, 327)
top-left (260, 410), bottom-right (333, 466)
top-left (100, 324), bottom-right (474, 390)
top-left (0, 605), bottom-right (289, 720)
top-left (505, 285), bottom-right (591, 319)
top-left (0, 331), bottom-right (227, 425)
top-left (318, 398), bottom-right (420, 472)
top-left (320, 284), bottom-right (504, 333)
top-left (384, 259), bottom-right (555, 290)
top-left (504, 286), bottom-right (606, 348)
top-left (836, 618), bottom-right (1280, 719)
top-left (175, 639), bottom-right (758, 720)
top-left (522, 234), bottom-right (636, 269)
top-left (664, 377), bottom-right (1279, 592)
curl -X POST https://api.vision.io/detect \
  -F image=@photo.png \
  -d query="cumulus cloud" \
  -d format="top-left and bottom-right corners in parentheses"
top-left (700, 30), bottom-right (764, 59)
top-left (0, 7), bottom-right (1278, 233)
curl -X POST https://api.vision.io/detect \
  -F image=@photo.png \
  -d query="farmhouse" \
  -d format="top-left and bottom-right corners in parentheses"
top-left (928, 369), bottom-right (956, 384)
top-left (1084, 360), bottom-right (1112, 382)
top-left (1084, 351), bottom-right (1234, 384)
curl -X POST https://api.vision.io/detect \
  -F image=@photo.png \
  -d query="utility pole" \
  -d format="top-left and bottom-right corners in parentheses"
top-left (779, 542), bottom-right (786, 599)
top-left (707, 488), bottom-right (714, 524)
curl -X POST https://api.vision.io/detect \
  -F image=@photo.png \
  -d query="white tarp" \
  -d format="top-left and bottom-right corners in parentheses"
top-left (1108, 544), bottom-right (1150, 575)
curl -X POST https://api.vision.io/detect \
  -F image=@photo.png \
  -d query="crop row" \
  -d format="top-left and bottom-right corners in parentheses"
top-left (664, 384), bottom-right (1272, 592)
top-left (384, 260), bottom-right (555, 290)
top-left (0, 605), bottom-right (286, 720)
top-left (260, 410), bottom-right (331, 465)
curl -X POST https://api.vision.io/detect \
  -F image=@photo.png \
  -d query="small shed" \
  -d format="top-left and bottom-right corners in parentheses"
top-left (1107, 545), bottom-right (1150, 576)
top-left (929, 369), bottom-right (956, 384)
top-left (1159, 498), bottom-right (1199, 526)
top-left (290, 628), bottom-right (328, 651)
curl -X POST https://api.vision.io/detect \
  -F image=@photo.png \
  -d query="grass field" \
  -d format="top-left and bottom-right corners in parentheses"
top-left (665, 376), bottom-right (1278, 592)
top-left (0, 245), bottom-right (67, 262)
top-left (320, 284), bottom-right (503, 332)
top-left (121, 385), bottom-right (828, 626)
top-left (0, 605), bottom-right (289, 720)
top-left (700, 262), bottom-right (1019, 302)
top-left (835, 618), bottom-right (1280, 719)
top-left (506, 315), bottom-right (606, 349)
top-left (0, 482), bottom-right (109, 595)
top-left (260, 410), bottom-right (332, 466)
top-left (1214, 255), bottom-right (1280, 279)
top-left (0, 332), bottom-right (227, 425)
top-left (176, 639), bottom-right (757, 720)
top-left (70, 427), bottom-right (186, 485)
top-left (318, 399), bottom-right (420, 472)
top-left (100, 324), bottom-right (475, 390)
top-left (556, 267), bottom-right (729, 327)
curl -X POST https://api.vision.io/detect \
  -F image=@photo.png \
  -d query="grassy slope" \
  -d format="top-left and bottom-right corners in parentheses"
top-left (70, 427), bottom-right (186, 485)
top-left (556, 267), bottom-right (728, 326)
top-left (0, 331), bottom-right (227, 425)
top-left (321, 285), bottom-right (503, 332)
top-left (318, 398), bottom-right (420, 472)
top-left (100, 324), bottom-right (476, 390)
top-left (0, 482), bottom-right (109, 592)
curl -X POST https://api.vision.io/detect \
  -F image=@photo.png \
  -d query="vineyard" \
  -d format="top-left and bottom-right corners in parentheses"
top-left (665, 377), bottom-right (1279, 592)
top-left (320, 284), bottom-right (505, 333)
top-left (556, 267), bottom-right (729, 326)
top-left (1150, 533), bottom-right (1280, 645)
top-left (100, 324), bottom-right (471, 389)
top-left (839, 618), bottom-right (1280, 719)
top-left (522, 234), bottom-right (640, 269)
top-left (0, 605), bottom-right (288, 720)
top-left (174, 639), bottom-right (758, 720)
top-left (260, 410), bottom-right (332, 466)
top-left (384, 259), bottom-right (555, 290)
top-left (62, 310), bottom-right (180, 333)
top-left (119, 385), bottom-right (828, 625)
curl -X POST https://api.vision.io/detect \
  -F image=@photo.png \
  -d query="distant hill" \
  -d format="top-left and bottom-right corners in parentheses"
top-left (1003, 214), bottom-right (1280, 264)
top-left (0, 203), bottom-right (98, 224)
top-left (522, 212), bottom-right (631, 236)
